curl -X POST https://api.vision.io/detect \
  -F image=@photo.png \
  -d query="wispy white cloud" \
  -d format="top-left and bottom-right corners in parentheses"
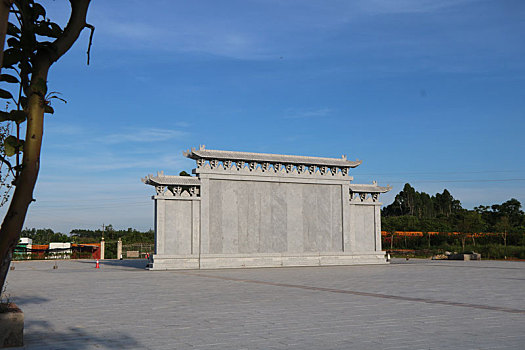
top-left (92, 14), bottom-right (267, 60)
top-left (356, 0), bottom-right (479, 15)
top-left (284, 108), bottom-right (333, 119)
top-left (174, 121), bottom-right (191, 128)
top-left (45, 123), bottom-right (85, 136)
top-left (102, 127), bottom-right (187, 144)
top-left (80, 0), bottom-right (493, 67)
top-left (43, 151), bottom-right (192, 172)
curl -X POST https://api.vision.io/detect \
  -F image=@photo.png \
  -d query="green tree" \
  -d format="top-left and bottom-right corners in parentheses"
top-left (494, 216), bottom-right (511, 257)
top-left (382, 183), bottom-right (417, 216)
top-left (475, 198), bottom-right (524, 233)
top-left (456, 211), bottom-right (485, 251)
top-left (21, 227), bottom-right (69, 244)
top-left (0, 0), bottom-right (93, 292)
top-left (494, 199), bottom-right (524, 228)
top-left (382, 184), bottom-right (462, 219)
top-left (435, 189), bottom-right (459, 217)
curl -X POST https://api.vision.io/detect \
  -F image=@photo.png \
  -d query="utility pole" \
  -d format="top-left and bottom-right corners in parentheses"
top-left (117, 238), bottom-right (122, 260)
top-left (100, 223), bottom-right (105, 260)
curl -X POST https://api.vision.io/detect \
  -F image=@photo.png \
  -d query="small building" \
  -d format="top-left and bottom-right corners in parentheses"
top-left (48, 242), bottom-right (72, 259)
top-left (143, 146), bottom-right (391, 270)
top-left (19, 237), bottom-right (33, 246)
top-left (15, 237), bottom-right (33, 259)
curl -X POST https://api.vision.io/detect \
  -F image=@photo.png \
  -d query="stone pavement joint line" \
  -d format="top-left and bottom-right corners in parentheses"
top-left (180, 271), bottom-right (525, 315)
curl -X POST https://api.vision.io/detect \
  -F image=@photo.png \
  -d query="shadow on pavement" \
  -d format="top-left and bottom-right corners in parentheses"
top-left (76, 259), bottom-right (149, 270)
top-left (24, 319), bottom-right (142, 349)
top-left (11, 295), bottom-right (50, 306)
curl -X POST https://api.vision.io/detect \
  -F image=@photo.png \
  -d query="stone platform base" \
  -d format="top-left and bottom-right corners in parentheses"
top-left (448, 253), bottom-right (481, 261)
top-left (149, 252), bottom-right (388, 270)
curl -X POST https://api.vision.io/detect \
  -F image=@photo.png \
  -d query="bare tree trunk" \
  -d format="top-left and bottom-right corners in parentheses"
top-left (0, 68), bottom-right (47, 289)
top-left (0, 0), bottom-right (13, 69)
top-left (0, 0), bottom-right (92, 292)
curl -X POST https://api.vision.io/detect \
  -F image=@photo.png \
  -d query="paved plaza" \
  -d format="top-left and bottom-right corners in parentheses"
top-left (4, 259), bottom-right (525, 349)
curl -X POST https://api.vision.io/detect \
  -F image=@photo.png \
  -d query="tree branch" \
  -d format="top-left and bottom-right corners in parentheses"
top-left (48, 0), bottom-right (91, 64)
top-left (85, 23), bottom-right (94, 65)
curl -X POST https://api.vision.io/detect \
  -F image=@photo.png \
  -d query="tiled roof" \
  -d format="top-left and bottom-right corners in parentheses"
top-left (184, 146), bottom-right (361, 168)
top-left (349, 184), bottom-right (392, 193)
top-left (142, 174), bottom-right (200, 186)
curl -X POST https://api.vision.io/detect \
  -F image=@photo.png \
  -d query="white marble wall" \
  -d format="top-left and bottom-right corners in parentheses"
top-left (164, 201), bottom-right (193, 254)
top-left (151, 173), bottom-right (386, 270)
top-left (350, 204), bottom-right (376, 252)
top-left (206, 179), bottom-right (343, 255)
top-left (155, 198), bottom-right (200, 256)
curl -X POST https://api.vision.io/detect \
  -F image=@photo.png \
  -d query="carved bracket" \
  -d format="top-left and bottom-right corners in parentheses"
top-left (193, 158), bottom-right (353, 178)
top-left (157, 185), bottom-right (200, 198)
top-left (350, 190), bottom-right (381, 203)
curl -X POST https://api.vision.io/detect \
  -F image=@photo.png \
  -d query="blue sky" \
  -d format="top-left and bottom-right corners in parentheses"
top-left (3, 0), bottom-right (525, 233)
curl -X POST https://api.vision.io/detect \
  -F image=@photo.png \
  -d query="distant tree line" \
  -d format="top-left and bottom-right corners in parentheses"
top-left (382, 183), bottom-right (525, 258)
top-left (21, 225), bottom-right (154, 245)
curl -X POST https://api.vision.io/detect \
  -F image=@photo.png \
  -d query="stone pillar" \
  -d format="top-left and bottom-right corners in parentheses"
top-left (117, 238), bottom-right (122, 260)
top-left (341, 184), bottom-right (351, 252)
top-left (100, 239), bottom-right (105, 260)
top-left (155, 198), bottom-right (166, 255)
top-left (199, 176), bottom-right (210, 255)
top-left (374, 204), bottom-right (382, 252)
top-left (347, 202), bottom-right (356, 252)
top-left (191, 200), bottom-right (200, 256)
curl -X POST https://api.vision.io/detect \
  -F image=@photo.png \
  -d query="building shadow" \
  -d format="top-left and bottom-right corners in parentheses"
top-left (76, 259), bottom-right (149, 270)
top-left (24, 319), bottom-right (142, 349)
top-left (101, 259), bottom-right (149, 270)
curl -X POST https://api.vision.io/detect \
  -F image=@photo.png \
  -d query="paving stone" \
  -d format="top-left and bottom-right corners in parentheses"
top-left (4, 258), bottom-right (525, 349)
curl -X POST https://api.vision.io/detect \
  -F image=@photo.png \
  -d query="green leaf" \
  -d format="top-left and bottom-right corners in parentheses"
top-left (0, 111), bottom-right (10, 122)
top-left (34, 22), bottom-right (51, 37)
top-left (9, 110), bottom-right (27, 123)
top-left (6, 37), bottom-right (20, 49)
top-left (7, 22), bottom-right (20, 37)
top-left (0, 89), bottom-right (13, 100)
top-left (18, 60), bottom-right (32, 77)
top-left (19, 97), bottom-right (28, 109)
top-left (44, 105), bottom-right (54, 114)
top-left (2, 48), bottom-right (22, 67)
top-left (3, 142), bottom-right (15, 157)
top-left (0, 110), bottom-right (27, 123)
top-left (36, 41), bottom-right (53, 51)
top-left (33, 3), bottom-right (46, 20)
top-left (4, 136), bottom-right (23, 157)
top-left (49, 23), bottom-right (63, 37)
top-left (19, 35), bottom-right (36, 51)
top-left (0, 74), bottom-right (19, 84)
top-left (35, 22), bottom-right (62, 38)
